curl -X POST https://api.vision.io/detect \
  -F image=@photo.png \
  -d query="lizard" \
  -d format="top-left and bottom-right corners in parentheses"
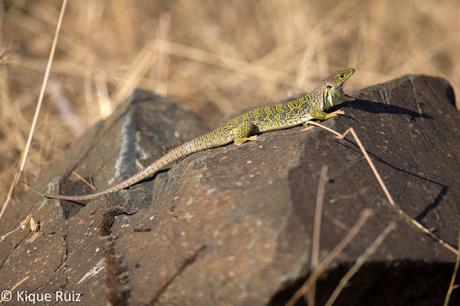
top-left (35, 68), bottom-right (355, 202)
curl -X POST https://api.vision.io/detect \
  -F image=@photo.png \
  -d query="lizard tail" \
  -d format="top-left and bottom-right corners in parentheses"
top-left (40, 133), bottom-right (230, 202)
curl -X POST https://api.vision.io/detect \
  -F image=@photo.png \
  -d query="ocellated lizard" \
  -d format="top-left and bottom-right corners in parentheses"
top-left (37, 68), bottom-right (355, 202)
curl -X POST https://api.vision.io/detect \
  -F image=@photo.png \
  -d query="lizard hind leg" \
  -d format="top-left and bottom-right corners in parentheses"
top-left (233, 121), bottom-right (258, 146)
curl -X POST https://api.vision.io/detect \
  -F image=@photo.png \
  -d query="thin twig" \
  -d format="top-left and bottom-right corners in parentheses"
top-left (325, 222), bottom-right (396, 306)
top-left (306, 165), bottom-right (328, 306)
top-left (0, 0), bottom-right (68, 221)
top-left (306, 121), bottom-right (458, 256)
top-left (444, 232), bottom-right (460, 306)
top-left (286, 209), bottom-right (374, 306)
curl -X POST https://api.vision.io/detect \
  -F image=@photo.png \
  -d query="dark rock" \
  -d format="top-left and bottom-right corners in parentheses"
top-left (1, 77), bottom-right (459, 306)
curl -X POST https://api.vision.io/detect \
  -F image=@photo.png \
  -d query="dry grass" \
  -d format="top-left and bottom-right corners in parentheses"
top-left (324, 222), bottom-right (396, 306)
top-left (1, 0), bottom-right (459, 205)
top-left (287, 208), bottom-right (374, 306)
top-left (0, 0), bottom-right (67, 220)
top-left (0, 2), bottom-right (459, 304)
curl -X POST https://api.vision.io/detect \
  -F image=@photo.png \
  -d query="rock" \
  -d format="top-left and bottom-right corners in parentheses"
top-left (1, 77), bottom-right (459, 306)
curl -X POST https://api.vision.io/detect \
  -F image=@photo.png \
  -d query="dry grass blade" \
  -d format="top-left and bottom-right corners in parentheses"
top-left (0, 216), bottom-right (25, 242)
top-left (8, 55), bottom-right (113, 81)
top-left (10, 275), bottom-right (29, 291)
top-left (444, 232), bottom-right (460, 306)
top-left (95, 71), bottom-right (112, 119)
top-left (156, 39), bottom-right (287, 84)
top-left (153, 13), bottom-right (171, 96)
top-left (306, 165), bottom-right (328, 306)
top-left (286, 208), bottom-right (374, 306)
top-left (224, 42), bottom-right (300, 88)
top-left (0, 47), bottom-right (9, 61)
top-left (47, 79), bottom-right (85, 136)
top-left (0, 214), bottom-right (38, 242)
top-left (0, 275), bottom-right (29, 304)
top-left (306, 121), bottom-right (458, 256)
top-left (0, 0), bottom-right (68, 221)
top-left (325, 222), bottom-right (396, 306)
top-left (111, 41), bottom-right (157, 105)
top-left (71, 171), bottom-right (96, 191)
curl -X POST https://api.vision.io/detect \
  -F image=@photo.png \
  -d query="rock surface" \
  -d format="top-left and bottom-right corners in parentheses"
top-left (1, 76), bottom-right (459, 306)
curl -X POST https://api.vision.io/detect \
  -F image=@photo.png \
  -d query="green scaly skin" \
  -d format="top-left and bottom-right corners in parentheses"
top-left (38, 68), bottom-right (355, 202)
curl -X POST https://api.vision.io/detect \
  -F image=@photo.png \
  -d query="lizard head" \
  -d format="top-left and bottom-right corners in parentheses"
top-left (319, 68), bottom-right (355, 110)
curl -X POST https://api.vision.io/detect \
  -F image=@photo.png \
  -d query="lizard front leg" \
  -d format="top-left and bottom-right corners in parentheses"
top-left (309, 109), bottom-right (345, 120)
top-left (302, 109), bottom-right (345, 131)
top-left (234, 121), bottom-right (258, 145)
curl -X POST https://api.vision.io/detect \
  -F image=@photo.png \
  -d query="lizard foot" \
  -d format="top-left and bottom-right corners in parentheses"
top-left (301, 124), bottom-right (315, 132)
top-left (234, 135), bottom-right (258, 146)
top-left (325, 109), bottom-right (345, 120)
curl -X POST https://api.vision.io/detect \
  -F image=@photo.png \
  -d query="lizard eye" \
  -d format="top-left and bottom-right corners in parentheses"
top-left (340, 73), bottom-right (345, 79)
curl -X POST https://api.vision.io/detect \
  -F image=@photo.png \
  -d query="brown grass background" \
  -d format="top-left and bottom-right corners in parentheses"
top-left (0, 0), bottom-right (459, 198)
